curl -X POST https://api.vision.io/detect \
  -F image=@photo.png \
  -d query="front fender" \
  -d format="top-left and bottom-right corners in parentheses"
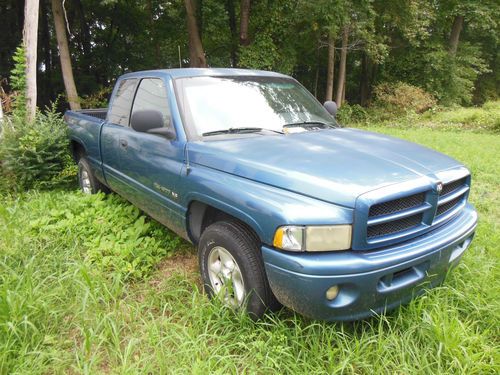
top-left (180, 164), bottom-right (353, 245)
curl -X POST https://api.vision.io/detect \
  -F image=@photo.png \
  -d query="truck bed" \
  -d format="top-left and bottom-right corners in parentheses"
top-left (75, 108), bottom-right (108, 121)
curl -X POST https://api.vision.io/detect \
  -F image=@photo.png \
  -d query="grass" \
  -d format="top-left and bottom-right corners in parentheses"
top-left (1, 111), bottom-right (499, 373)
top-left (348, 100), bottom-right (500, 134)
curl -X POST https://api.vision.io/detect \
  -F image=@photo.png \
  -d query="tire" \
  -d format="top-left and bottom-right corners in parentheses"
top-left (198, 220), bottom-right (279, 319)
top-left (77, 157), bottom-right (109, 194)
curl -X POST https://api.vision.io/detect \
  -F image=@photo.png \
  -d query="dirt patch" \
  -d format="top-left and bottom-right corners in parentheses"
top-left (155, 252), bottom-right (199, 285)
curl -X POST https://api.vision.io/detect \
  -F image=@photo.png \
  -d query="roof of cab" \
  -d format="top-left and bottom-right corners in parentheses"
top-left (119, 68), bottom-right (290, 80)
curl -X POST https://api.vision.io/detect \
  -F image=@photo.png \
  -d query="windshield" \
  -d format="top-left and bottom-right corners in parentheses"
top-left (175, 76), bottom-right (337, 138)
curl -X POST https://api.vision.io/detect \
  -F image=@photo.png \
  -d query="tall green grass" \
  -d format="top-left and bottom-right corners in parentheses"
top-left (1, 127), bottom-right (499, 374)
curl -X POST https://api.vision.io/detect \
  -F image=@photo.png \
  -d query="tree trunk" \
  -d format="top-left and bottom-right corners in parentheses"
top-left (52, 0), bottom-right (81, 110)
top-left (449, 15), bottom-right (463, 55)
top-left (75, 0), bottom-right (91, 57)
top-left (40, 0), bottom-right (54, 101)
top-left (197, 0), bottom-right (203, 40)
top-left (184, 0), bottom-right (207, 67)
top-left (146, 0), bottom-right (161, 67)
top-left (0, 93), bottom-right (3, 124)
top-left (359, 52), bottom-right (371, 106)
top-left (335, 26), bottom-right (349, 107)
top-left (314, 39), bottom-right (320, 98)
top-left (225, 0), bottom-right (238, 66)
top-left (23, 0), bottom-right (39, 121)
top-left (325, 33), bottom-right (335, 101)
top-left (239, 0), bottom-right (251, 46)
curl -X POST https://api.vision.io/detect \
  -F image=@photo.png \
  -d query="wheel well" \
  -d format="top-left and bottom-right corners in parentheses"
top-left (70, 141), bottom-right (86, 162)
top-left (187, 201), bottom-right (259, 245)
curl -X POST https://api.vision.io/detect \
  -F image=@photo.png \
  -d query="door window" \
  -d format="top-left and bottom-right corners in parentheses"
top-left (107, 78), bottom-right (138, 126)
top-left (131, 78), bottom-right (171, 128)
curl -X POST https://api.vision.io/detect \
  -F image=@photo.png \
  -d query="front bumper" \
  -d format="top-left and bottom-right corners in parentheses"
top-left (262, 204), bottom-right (477, 321)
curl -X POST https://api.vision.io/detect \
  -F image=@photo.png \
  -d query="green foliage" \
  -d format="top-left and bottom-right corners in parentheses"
top-left (9, 44), bottom-right (27, 120)
top-left (373, 82), bottom-right (437, 114)
top-left (26, 192), bottom-right (180, 279)
top-left (337, 103), bottom-right (368, 124)
top-left (80, 86), bottom-right (113, 108)
top-left (237, 0), bottom-right (298, 74)
top-left (422, 100), bottom-right (500, 133)
top-left (0, 120), bottom-right (498, 373)
top-left (423, 45), bottom-right (489, 105)
top-left (0, 105), bottom-right (75, 193)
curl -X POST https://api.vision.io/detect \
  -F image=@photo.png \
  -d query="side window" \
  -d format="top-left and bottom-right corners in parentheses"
top-left (108, 79), bottom-right (138, 126)
top-left (131, 78), bottom-right (171, 128)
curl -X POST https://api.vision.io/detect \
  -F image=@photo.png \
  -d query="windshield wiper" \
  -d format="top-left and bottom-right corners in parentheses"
top-left (283, 121), bottom-right (332, 129)
top-left (202, 127), bottom-right (283, 136)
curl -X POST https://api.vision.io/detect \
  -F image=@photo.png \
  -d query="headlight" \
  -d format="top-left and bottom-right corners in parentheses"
top-left (273, 225), bottom-right (352, 252)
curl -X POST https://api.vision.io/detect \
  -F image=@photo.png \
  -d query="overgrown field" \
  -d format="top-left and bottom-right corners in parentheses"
top-left (1, 112), bottom-right (499, 373)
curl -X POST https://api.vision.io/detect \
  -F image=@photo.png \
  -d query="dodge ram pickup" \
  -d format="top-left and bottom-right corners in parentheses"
top-left (65, 68), bottom-right (478, 321)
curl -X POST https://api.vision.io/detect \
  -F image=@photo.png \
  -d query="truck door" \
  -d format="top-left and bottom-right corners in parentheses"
top-left (101, 78), bottom-right (138, 194)
top-left (105, 77), bottom-right (186, 233)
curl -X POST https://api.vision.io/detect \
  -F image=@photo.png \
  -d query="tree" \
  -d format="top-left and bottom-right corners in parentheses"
top-left (23, 0), bottom-right (39, 121)
top-left (184, 0), bottom-right (207, 67)
top-left (51, 0), bottom-right (81, 110)
top-left (449, 15), bottom-right (464, 55)
top-left (225, 0), bottom-right (238, 66)
top-left (240, 0), bottom-right (251, 46)
top-left (325, 33), bottom-right (335, 101)
top-left (335, 26), bottom-right (349, 107)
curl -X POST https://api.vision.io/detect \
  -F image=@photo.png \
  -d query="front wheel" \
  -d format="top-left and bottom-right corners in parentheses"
top-left (198, 221), bottom-right (278, 319)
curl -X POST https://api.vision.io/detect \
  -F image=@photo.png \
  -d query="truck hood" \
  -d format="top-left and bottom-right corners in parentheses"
top-left (188, 128), bottom-right (462, 207)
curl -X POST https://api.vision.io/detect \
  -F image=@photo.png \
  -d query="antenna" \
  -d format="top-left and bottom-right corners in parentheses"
top-left (178, 45), bottom-right (182, 68)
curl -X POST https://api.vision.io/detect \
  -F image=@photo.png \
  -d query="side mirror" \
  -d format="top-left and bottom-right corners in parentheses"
top-left (323, 101), bottom-right (337, 117)
top-left (147, 127), bottom-right (175, 140)
top-left (130, 109), bottom-right (168, 132)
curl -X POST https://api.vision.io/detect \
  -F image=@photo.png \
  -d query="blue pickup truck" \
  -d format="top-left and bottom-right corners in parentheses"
top-left (65, 68), bottom-right (477, 321)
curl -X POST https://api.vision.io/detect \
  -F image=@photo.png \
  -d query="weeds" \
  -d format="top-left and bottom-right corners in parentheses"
top-left (0, 119), bottom-right (499, 373)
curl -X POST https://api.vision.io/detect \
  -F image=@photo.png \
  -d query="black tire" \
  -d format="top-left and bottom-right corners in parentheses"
top-left (77, 157), bottom-right (110, 194)
top-left (198, 220), bottom-right (279, 319)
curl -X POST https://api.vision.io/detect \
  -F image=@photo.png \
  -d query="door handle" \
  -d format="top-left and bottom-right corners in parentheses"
top-left (119, 139), bottom-right (128, 148)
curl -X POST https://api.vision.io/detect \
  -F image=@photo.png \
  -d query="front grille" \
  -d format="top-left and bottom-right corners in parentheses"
top-left (369, 193), bottom-right (425, 217)
top-left (440, 177), bottom-right (467, 196)
top-left (357, 173), bottom-right (470, 250)
top-left (436, 195), bottom-right (464, 217)
top-left (367, 213), bottom-right (423, 238)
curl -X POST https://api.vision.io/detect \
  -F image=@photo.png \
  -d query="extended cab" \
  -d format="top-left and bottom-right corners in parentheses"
top-left (65, 69), bottom-right (477, 321)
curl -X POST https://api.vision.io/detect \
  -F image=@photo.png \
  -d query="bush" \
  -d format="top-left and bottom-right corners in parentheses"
top-left (9, 45), bottom-right (27, 119)
top-left (337, 103), bottom-right (368, 124)
top-left (0, 105), bottom-right (75, 193)
top-left (373, 82), bottom-right (437, 114)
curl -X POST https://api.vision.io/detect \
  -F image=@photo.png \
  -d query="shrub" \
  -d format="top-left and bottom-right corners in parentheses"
top-left (337, 103), bottom-right (368, 124)
top-left (373, 82), bottom-right (437, 114)
top-left (9, 45), bottom-right (27, 120)
top-left (0, 105), bottom-right (75, 193)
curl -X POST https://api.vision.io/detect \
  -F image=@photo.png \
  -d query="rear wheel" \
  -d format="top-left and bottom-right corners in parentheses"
top-left (77, 157), bottom-right (109, 194)
top-left (198, 221), bottom-right (279, 319)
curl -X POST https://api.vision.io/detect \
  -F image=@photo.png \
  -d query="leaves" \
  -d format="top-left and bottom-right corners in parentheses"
top-left (26, 192), bottom-right (180, 280)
